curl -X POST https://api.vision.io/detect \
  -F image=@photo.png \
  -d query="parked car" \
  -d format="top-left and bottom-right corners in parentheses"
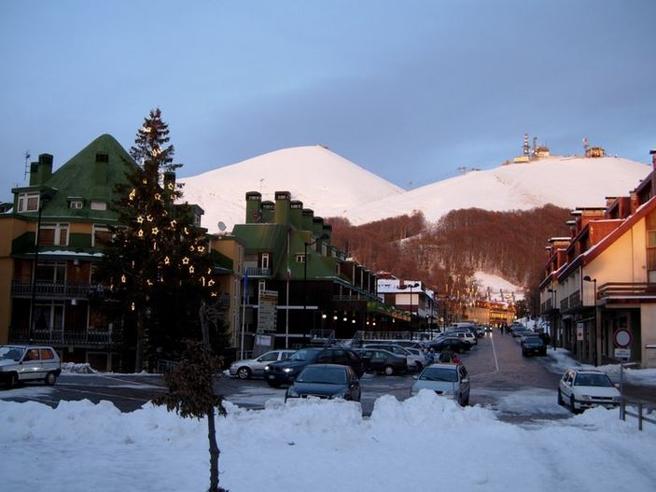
top-left (450, 330), bottom-right (477, 345)
top-left (229, 349), bottom-right (295, 379)
top-left (410, 363), bottom-right (470, 406)
top-left (558, 369), bottom-right (621, 413)
top-left (285, 364), bottom-right (361, 402)
top-left (0, 345), bottom-right (61, 387)
top-left (265, 347), bottom-right (363, 387)
top-left (363, 343), bottom-right (424, 370)
top-left (390, 340), bottom-right (425, 350)
top-left (428, 338), bottom-right (471, 354)
top-left (356, 348), bottom-right (408, 375)
top-left (511, 327), bottom-right (531, 338)
top-left (521, 336), bottom-right (547, 357)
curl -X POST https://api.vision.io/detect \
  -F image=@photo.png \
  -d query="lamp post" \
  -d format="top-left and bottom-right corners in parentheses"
top-left (28, 190), bottom-right (54, 341)
top-left (303, 233), bottom-right (329, 343)
top-left (547, 288), bottom-right (557, 350)
top-left (583, 275), bottom-right (598, 366)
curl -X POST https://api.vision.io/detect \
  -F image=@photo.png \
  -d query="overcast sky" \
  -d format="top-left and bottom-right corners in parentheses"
top-left (1, 0), bottom-right (655, 200)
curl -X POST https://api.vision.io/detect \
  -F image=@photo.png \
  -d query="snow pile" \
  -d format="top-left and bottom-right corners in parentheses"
top-left (61, 362), bottom-right (96, 374)
top-left (1, 391), bottom-right (656, 491)
top-left (546, 348), bottom-right (656, 386)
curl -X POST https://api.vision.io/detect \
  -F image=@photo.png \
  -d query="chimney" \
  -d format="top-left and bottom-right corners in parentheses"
top-left (322, 223), bottom-right (332, 243)
top-left (301, 209), bottom-right (314, 231)
top-left (274, 191), bottom-right (291, 225)
top-left (261, 200), bottom-right (275, 223)
top-left (650, 149), bottom-right (656, 170)
top-left (245, 191), bottom-right (262, 223)
top-left (30, 154), bottom-right (53, 185)
top-left (312, 217), bottom-right (324, 237)
top-left (94, 152), bottom-right (108, 185)
top-left (290, 200), bottom-right (303, 228)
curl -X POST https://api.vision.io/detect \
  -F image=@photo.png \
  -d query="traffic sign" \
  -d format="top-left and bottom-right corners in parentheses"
top-left (614, 348), bottom-right (631, 361)
top-left (614, 329), bottom-right (632, 348)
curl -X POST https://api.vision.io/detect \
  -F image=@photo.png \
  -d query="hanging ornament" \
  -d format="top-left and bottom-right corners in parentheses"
top-left (211, 292), bottom-right (218, 297)
top-left (208, 279), bottom-right (215, 287)
top-left (189, 245), bottom-right (195, 252)
top-left (109, 283), bottom-right (114, 291)
top-left (197, 245), bottom-right (205, 253)
top-left (146, 215), bottom-right (153, 222)
top-left (131, 302), bottom-right (136, 311)
top-left (153, 241), bottom-right (157, 251)
top-left (170, 219), bottom-right (177, 228)
top-left (129, 189), bottom-right (136, 201)
top-left (184, 227), bottom-right (189, 235)
top-left (167, 182), bottom-right (175, 191)
top-left (138, 229), bottom-right (144, 238)
top-left (121, 274), bottom-right (126, 284)
top-left (146, 279), bottom-right (153, 286)
top-left (200, 277), bottom-right (206, 286)
top-left (189, 266), bottom-right (195, 274)
top-left (137, 215), bottom-right (144, 224)
top-left (182, 257), bottom-right (190, 265)
top-left (141, 125), bottom-right (151, 133)
top-left (154, 193), bottom-right (161, 201)
top-left (207, 268), bottom-right (212, 275)
top-left (152, 227), bottom-right (159, 235)
top-left (142, 179), bottom-right (147, 185)
top-left (164, 256), bottom-right (170, 265)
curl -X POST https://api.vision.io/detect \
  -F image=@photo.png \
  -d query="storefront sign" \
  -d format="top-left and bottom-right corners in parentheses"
top-left (576, 322), bottom-right (584, 342)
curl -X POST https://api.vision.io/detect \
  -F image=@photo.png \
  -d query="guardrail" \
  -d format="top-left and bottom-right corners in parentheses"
top-left (619, 399), bottom-right (656, 431)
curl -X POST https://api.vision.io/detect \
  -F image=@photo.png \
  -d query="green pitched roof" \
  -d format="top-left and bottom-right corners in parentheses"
top-left (15, 134), bottom-right (137, 222)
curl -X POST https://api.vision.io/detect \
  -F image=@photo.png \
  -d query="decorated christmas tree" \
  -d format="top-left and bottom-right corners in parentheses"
top-left (98, 108), bottom-right (219, 371)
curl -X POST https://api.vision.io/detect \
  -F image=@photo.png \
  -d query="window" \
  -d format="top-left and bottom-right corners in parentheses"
top-left (257, 352), bottom-right (278, 362)
top-left (17, 192), bottom-right (39, 212)
top-left (69, 200), bottom-right (83, 209)
top-left (647, 213), bottom-right (656, 282)
top-left (92, 225), bottom-right (112, 247)
top-left (39, 223), bottom-right (69, 246)
top-left (296, 254), bottom-right (306, 263)
top-left (40, 349), bottom-right (55, 360)
top-left (24, 349), bottom-right (40, 362)
top-left (258, 280), bottom-right (266, 293)
top-left (90, 201), bottom-right (107, 211)
top-left (36, 262), bottom-right (66, 283)
top-left (261, 253), bottom-right (270, 269)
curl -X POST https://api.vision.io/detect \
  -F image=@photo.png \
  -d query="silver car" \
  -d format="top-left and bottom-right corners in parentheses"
top-left (0, 345), bottom-right (62, 387)
top-left (229, 350), bottom-right (295, 379)
top-left (410, 363), bottom-right (470, 406)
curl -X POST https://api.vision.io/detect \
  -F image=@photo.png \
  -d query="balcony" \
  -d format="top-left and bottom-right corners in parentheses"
top-left (569, 290), bottom-right (581, 309)
top-left (10, 327), bottom-right (116, 346)
top-left (560, 297), bottom-right (569, 311)
top-left (244, 267), bottom-right (271, 277)
top-left (12, 281), bottom-right (97, 299)
top-left (598, 283), bottom-right (656, 303)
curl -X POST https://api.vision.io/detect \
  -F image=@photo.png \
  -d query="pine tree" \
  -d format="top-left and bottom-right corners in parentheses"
top-left (98, 108), bottom-right (219, 371)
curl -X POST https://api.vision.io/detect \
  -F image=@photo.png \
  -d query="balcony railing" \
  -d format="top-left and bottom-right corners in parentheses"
top-left (560, 298), bottom-right (569, 311)
top-left (12, 281), bottom-right (98, 299)
top-left (10, 328), bottom-right (116, 346)
top-left (244, 267), bottom-right (271, 277)
top-left (598, 282), bottom-right (656, 301)
top-left (569, 290), bottom-right (581, 309)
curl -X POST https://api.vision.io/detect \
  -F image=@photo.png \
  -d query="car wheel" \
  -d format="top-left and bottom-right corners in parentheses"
top-left (44, 372), bottom-right (57, 386)
top-left (384, 365), bottom-right (394, 376)
top-left (570, 395), bottom-right (578, 414)
top-left (8, 372), bottom-right (18, 388)
top-left (557, 389), bottom-right (563, 406)
top-left (237, 367), bottom-right (251, 380)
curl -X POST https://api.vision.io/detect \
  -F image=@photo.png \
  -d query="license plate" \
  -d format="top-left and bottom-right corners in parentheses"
top-left (268, 375), bottom-right (275, 379)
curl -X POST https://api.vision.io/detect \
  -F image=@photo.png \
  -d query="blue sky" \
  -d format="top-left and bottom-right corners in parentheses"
top-left (1, 0), bottom-right (655, 200)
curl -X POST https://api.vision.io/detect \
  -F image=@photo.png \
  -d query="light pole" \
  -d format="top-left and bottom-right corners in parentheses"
top-left (547, 288), bottom-right (557, 350)
top-left (303, 234), bottom-right (329, 343)
top-left (583, 275), bottom-right (598, 366)
top-left (29, 190), bottom-right (53, 340)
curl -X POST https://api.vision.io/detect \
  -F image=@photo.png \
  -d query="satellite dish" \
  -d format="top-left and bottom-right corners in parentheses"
top-left (217, 221), bottom-right (227, 232)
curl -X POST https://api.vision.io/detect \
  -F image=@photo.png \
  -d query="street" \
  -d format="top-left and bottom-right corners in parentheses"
top-left (2, 332), bottom-right (653, 423)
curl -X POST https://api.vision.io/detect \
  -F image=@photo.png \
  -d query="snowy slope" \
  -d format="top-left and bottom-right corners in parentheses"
top-left (179, 146), bottom-right (404, 232)
top-left (474, 271), bottom-right (524, 301)
top-left (346, 156), bottom-right (651, 224)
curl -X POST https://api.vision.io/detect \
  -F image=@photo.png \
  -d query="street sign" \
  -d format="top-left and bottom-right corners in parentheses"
top-left (614, 348), bottom-right (631, 361)
top-left (576, 322), bottom-right (584, 341)
top-left (614, 329), bottom-right (632, 348)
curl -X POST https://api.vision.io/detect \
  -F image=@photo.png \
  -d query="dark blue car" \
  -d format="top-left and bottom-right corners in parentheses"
top-left (265, 347), bottom-right (364, 387)
top-left (285, 364), bottom-right (361, 402)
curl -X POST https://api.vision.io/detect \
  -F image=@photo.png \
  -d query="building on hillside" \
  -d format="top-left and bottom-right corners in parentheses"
top-left (376, 275), bottom-right (437, 331)
top-left (539, 149), bottom-right (656, 368)
top-left (0, 135), bottom-right (242, 370)
top-left (464, 300), bottom-right (515, 326)
top-left (231, 191), bottom-right (400, 354)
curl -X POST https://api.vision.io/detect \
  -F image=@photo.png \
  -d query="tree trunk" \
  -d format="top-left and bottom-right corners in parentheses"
top-left (207, 405), bottom-right (222, 492)
top-left (134, 310), bottom-right (145, 372)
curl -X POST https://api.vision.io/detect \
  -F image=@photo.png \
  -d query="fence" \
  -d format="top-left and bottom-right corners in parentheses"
top-left (619, 399), bottom-right (656, 431)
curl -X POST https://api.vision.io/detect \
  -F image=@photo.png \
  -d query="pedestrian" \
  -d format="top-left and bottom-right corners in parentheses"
top-left (425, 348), bottom-right (435, 365)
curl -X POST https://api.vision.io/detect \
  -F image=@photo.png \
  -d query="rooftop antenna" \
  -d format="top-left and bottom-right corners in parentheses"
top-left (259, 178), bottom-right (264, 193)
top-left (23, 150), bottom-right (31, 180)
top-left (522, 133), bottom-right (530, 157)
top-left (583, 136), bottom-right (589, 155)
top-left (217, 221), bottom-right (227, 234)
top-left (532, 136), bottom-right (537, 158)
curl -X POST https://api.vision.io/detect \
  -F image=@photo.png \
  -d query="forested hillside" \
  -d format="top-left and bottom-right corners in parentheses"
top-left (328, 204), bottom-right (570, 304)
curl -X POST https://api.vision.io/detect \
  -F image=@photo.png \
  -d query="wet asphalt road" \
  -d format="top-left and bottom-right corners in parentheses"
top-left (1, 331), bottom-right (653, 423)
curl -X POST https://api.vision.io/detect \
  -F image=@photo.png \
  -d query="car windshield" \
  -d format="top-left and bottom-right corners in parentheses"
top-left (574, 373), bottom-right (613, 387)
top-left (419, 367), bottom-right (458, 382)
top-left (524, 337), bottom-right (543, 345)
top-left (296, 366), bottom-right (346, 384)
top-left (0, 346), bottom-right (24, 361)
top-left (289, 349), bottom-right (320, 362)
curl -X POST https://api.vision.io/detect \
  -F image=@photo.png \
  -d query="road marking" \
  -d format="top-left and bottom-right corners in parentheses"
top-left (491, 333), bottom-right (500, 373)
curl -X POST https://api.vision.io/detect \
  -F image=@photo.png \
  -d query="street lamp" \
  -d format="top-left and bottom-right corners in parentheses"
top-left (583, 275), bottom-right (598, 366)
top-left (303, 233), bottom-right (329, 343)
top-left (547, 288), bottom-right (557, 350)
top-left (29, 190), bottom-right (54, 340)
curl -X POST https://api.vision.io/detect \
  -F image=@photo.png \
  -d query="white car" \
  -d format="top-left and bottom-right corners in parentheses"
top-left (229, 350), bottom-right (295, 379)
top-left (0, 345), bottom-right (61, 387)
top-left (363, 343), bottom-right (425, 371)
top-left (558, 369), bottom-right (621, 412)
top-left (410, 363), bottom-right (470, 406)
top-left (448, 330), bottom-right (477, 346)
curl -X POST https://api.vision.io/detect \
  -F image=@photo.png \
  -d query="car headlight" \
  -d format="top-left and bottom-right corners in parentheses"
top-left (287, 388), bottom-right (299, 398)
top-left (581, 395), bottom-right (591, 401)
top-left (283, 367), bottom-right (294, 374)
top-left (264, 365), bottom-right (270, 371)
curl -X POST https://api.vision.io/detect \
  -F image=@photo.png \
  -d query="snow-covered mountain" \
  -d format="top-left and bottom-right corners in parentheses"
top-left (345, 155), bottom-right (651, 224)
top-left (181, 147), bottom-right (651, 232)
top-left (179, 146), bottom-right (404, 232)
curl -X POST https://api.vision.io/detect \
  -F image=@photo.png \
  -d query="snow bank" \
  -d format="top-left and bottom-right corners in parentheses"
top-left (1, 391), bottom-right (655, 491)
top-left (61, 362), bottom-right (96, 374)
top-left (545, 348), bottom-right (656, 386)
